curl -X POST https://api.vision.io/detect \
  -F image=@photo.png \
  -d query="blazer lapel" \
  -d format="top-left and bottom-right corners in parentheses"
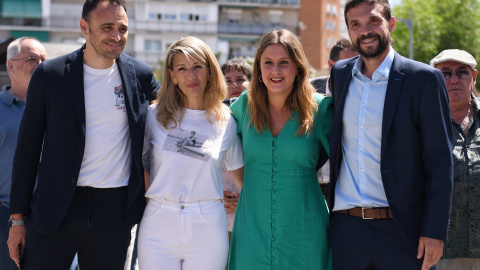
top-left (381, 52), bottom-right (405, 159)
top-left (331, 60), bottom-right (355, 200)
top-left (117, 54), bottom-right (139, 123)
top-left (334, 61), bottom-right (355, 124)
top-left (66, 47), bottom-right (86, 135)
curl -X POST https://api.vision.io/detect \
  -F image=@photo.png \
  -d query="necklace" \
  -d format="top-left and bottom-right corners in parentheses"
top-left (460, 106), bottom-right (472, 133)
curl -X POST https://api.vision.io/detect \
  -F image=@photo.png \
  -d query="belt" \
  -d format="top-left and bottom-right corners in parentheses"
top-left (336, 207), bottom-right (393, 219)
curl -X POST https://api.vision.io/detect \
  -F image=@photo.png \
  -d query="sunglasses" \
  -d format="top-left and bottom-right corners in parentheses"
top-left (11, 56), bottom-right (46, 65)
top-left (441, 69), bottom-right (471, 80)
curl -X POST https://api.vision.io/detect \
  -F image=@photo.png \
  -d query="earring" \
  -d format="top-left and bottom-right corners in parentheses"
top-left (295, 75), bottom-right (299, 81)
top-left (259, 76), bottom-right (263, 82)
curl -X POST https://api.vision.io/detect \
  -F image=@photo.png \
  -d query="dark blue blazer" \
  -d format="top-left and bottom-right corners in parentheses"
top-left (10, 45), bottom-right (159, 235)
top-left (329, 52), bottom-right (453, 252)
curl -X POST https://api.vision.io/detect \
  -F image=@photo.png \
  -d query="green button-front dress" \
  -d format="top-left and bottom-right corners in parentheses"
top-left (228, 91), bottom-right (333, 270)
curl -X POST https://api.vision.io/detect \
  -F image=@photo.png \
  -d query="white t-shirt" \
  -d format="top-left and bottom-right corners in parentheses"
top-left (144, 104), bottom-right (244, 203)
top-left (77, 63), bottom-right (131, 187)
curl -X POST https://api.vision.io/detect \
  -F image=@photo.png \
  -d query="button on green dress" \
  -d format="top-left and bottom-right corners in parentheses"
top-left (228, 91), bottom-right (333, 270)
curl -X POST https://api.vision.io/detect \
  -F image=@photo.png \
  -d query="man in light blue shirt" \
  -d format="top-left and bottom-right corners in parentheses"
top-left (333, 48), bottom-right (393, 211)
top-left (0, 37), bottom-right (46, 270)
top-left (328, 1), bottom-right (453, 270)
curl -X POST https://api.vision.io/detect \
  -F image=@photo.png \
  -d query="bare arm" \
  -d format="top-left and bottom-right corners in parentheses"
top-left (144, 170), bottom-right (150, 191)
top-left (229, 167), bottom-right (244, 190)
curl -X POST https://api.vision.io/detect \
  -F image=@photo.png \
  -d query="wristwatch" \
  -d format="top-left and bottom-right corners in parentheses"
top-left (8, 217), bottom-right (24, 228)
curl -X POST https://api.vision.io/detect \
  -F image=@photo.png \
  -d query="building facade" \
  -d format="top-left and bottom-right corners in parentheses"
top-left (299, 0), bottom-right (342, 74)
top-left (0, 0), bottom-right (348, 84)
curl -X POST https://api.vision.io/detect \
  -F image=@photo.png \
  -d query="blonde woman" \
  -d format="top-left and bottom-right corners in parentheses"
top-left (228, 29), bottom-right (333, 269)
top-left (138, 36), bottom-right (244, 270)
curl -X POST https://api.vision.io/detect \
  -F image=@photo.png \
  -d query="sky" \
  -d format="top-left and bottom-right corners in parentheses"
top-left (390, 0), bottom-right (401, 7)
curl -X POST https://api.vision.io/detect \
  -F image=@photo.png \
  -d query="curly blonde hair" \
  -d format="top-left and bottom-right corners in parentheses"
top-left (155, 36), bottom-right (228, 128)
top-left (248, 29), bottom-right (317, 135)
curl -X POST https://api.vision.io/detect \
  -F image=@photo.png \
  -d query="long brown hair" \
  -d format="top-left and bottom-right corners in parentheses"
top-left (155, 36), bottom-right (228, 129)
top-left (248, 29), bottom-right (317, 135)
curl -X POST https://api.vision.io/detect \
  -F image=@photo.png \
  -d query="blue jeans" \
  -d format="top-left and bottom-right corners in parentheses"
top-left (0, 204), bottom-right (18, 270)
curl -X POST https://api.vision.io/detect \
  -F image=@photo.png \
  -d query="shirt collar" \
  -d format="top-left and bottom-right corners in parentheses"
top-left (351, 46), bottom-right (395, 82)
top-left (472, 93), bottom-right (480, 113)
top-left (0, 85), bottom-right (15, 106)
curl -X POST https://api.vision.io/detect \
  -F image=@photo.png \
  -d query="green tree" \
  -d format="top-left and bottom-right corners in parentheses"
top-left (392, 0), bottom-right (480, 65)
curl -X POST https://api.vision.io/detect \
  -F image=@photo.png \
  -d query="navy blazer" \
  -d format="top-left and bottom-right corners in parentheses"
top-left (329, 52), bottom-right (453, 252)
top-left (10, 45), bottom-right (159, 235)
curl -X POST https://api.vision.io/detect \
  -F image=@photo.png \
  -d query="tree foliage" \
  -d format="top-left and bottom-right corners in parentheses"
top-left (392, 0), bottom-right (480, 65)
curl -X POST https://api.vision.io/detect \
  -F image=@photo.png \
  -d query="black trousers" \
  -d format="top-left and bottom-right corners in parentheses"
top-left (328, 212), bottom-right (434, 270)
top-left (23, 186), bottom-right (133, 270)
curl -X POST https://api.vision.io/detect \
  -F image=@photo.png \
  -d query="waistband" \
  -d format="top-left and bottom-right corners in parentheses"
top-left (75, 186), bottom-right (128, 195)
top-left (148, 199), bottom-right (222, 213)
top-left (335, 207), bottom-right (393, 219)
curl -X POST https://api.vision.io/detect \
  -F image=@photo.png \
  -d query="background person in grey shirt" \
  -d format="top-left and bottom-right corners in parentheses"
top-left (0, 37), bottom-right (46, 270)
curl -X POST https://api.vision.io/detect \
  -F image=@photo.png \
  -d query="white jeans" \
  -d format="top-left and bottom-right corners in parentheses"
top-left (138, 199), bottom-right (228, 270)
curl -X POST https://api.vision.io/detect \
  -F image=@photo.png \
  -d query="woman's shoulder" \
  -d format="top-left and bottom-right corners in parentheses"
top-left (313, 93), bottom-right (333, 111)
top-left (229, 91), bottom-right (249, 116)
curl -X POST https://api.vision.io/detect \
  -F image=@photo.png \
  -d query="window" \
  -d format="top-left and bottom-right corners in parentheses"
top-left (226, 8), bottom-right (242, 23)
top-left (164, 14), bottom-right (176, 20)
top-left (326, 3), bottom-right (331, 14)
top-left (268, 10), bottom-right (283, 24)
top-left (145, 40), bottom-right (162, 52)
top-left (180, 13), bottom-right (201, 21)
top-left (332, 5), bottom-right (338, 16)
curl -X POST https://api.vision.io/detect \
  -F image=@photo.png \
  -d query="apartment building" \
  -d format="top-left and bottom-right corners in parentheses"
top-left (0, 0), bottom-right (349, 85)
top-left (299, 0), bottom-right (342, 73)
top-left (0, 0), bottom-right (303, 71)
top-left (218, 0), bottom-right (300, 60)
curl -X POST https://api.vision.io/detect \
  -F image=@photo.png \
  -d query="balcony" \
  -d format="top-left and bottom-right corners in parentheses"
top-left (133, 20), bottom-right (217, 34)
top-left (218, 0), bottom-right (300, 6)
top-left (0, 16), bottom-right (80, 31)
top-left (218, 22), bottom-right (291, 35)
top-left (0, 16), bottom-right (218, 35)
top-left (0, 18), bottom-right (43, 27)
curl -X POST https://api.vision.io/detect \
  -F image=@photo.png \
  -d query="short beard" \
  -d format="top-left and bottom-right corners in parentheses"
top-left (354, 33), bottom-right (390, 59)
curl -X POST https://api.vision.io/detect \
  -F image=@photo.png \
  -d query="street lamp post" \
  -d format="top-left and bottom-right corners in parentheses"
top-left (397, 8), bottom-right (414, 59)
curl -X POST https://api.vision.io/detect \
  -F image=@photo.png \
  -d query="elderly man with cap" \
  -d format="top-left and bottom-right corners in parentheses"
top-left (431, 49), bottom-right (480, 270)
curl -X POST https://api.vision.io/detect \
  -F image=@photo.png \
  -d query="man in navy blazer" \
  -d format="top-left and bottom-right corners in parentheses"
top-left (7, 1), bottom-right (159, 269)
top-left (328, 1), bottom-right (453, 270)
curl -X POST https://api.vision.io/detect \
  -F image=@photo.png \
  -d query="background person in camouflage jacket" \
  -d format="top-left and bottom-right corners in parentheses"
top-left (431, 49), bottom-right (480, 270)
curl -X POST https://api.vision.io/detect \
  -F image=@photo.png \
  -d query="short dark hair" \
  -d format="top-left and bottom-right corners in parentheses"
top-left (221, 59), bottom-right (253, 80)
top-left (344, 0), bottom-right (391, 28)
top-left (82, 0), bottom-right (127, 20)
top-left (329, 39), bottom-right (355, 61)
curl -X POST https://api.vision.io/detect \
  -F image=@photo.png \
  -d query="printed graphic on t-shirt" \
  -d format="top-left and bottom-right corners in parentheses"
top-left (164, 129), bottom-right (210, 162)
top-left (114, 85), bottom-right (126, 111)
